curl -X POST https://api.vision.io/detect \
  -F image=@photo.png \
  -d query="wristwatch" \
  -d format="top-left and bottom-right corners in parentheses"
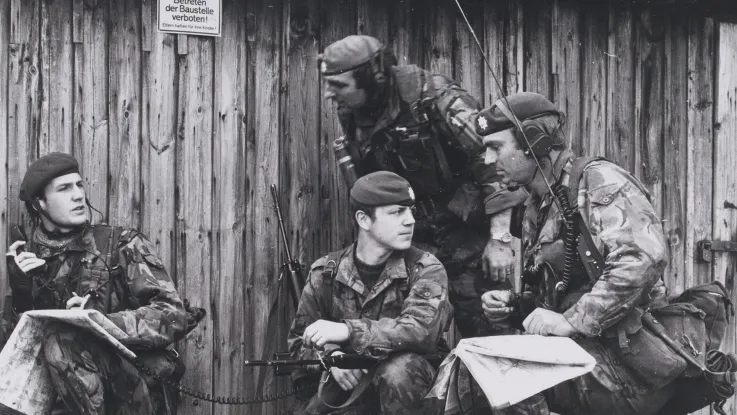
top-left (491, 232), bottom-right (512, 243)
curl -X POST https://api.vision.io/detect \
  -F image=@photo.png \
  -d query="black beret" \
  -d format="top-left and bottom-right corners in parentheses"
top-left (475, 92), bottom-right (560, 136)
top-left (318, 35), bottom-right (383, 76)
top-left (350, 171), bottom-right (415, 207)
top-left (19, 152), bottom-right (80, 201)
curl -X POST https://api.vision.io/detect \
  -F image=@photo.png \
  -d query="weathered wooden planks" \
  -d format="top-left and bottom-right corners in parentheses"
top-left (389, 0), bottom-right (423, 67)
top-left (606, 3), bottom-right (635, 171)
top-left (108, 0), bottom-right (141, 228)
top-left (7, 0), bottom-right (40, 228)
top-left (685, 17), bottom-right (715, 289)
top-left (524, 0), bottom-right (551, 97)
top-left (357, 0), bottom-right (389, 43)
top-left (40, 0), bottom-right (73, 154)
top-left (714, 22), bottom-right (737, 415)
top-left (73, 0), bottom-right (109, 222)
top-left (0, 0), bottom-right (10, 296)
top-left (175, 34), bottom-right (215, 415)
top-left (211, 2), bottom-right (248, 413)
top-left (552, 0), bottom-right (582, 153)
top-left (425, 1), bottom-right (453, 77)
top-left (141, 0), bottom-right (176, 274)
top-left (634, 8), bottom-right (665, 213)
top-left (662, 13), bottom-right (689, 295)
top-left (248, 1), bottom-right (283, 413)
top-left (454, 0), bottom-right (484, 103)
top-left (482, 0), bottom-right (506, 104)
top-left (580, 2), bottom-right (607, 157)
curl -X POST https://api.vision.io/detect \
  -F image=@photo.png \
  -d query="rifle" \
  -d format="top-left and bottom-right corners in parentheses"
top-left (245, 352), bottom-right (447, 373)
top-left (270, 185), bottom-right (305, 308)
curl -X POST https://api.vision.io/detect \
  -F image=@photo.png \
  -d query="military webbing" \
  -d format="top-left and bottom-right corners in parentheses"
top-left (321, 246), bottom-right (425, 321)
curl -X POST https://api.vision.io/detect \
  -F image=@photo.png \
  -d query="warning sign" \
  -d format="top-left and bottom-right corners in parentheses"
top-left (158, 0), bottom-right (222, 37)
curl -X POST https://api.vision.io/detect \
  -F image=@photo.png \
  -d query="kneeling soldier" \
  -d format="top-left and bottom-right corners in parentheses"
top-left (288, 171), bottom-right (452, 414)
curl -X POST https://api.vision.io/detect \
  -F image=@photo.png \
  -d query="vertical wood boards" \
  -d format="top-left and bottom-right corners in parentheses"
top-left (73, 0), bottom-right (109, 223)
top-left (424, 1), bottom-right (453, 77)
top-left (319, 0), bottom-right (355, 254)
top-left (357, 0), bottom-right (389, 43)
top-left (389, 0), bottom-right (423, 67)
top-left (634, 8), bottom-right (664, 213)
top-left (40, 0), bottom-right (73, 154)
top-left (606, 4), bottom-right (635, 171)
top-left (108, 0), bottom-right (141, 228)
top-left (551, 0), bottom-right (582, 154)
top-left (482, 1), bottom-right (506, 105)
top-left (247, 1), bottom-right (282, 413)
top-left (141, 0), bottom-right (176, 274)
top-left (662, 14), bottom-right (689, 295)
top-left (505, 0), bottom-right (524, 95)
top-left (211, 2), bottom-right (248, 413)
top-left (7, 0), bottom-right (40, 228)
top-left (685, 17), bottom-right (715, 289)
top-left (0, 0), bottom-right (9, 296)
top-left (524, 0), bottom-right (551, 98)
top-left (714, 22), bottom-right (737, 414)
top-left (175, 34), bottom-right (215, 415)
top-left (580, 3), bottom-right (607, 157)
top-left (454, 0), bottom-right (484, 103)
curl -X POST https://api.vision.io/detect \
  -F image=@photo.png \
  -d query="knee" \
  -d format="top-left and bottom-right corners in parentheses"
top-left (374, 352), bottom-right (434, 392)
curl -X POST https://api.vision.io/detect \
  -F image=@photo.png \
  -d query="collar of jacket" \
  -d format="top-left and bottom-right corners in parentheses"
top-left (523, 149), bottom-right (575, 210)
top-left (32, 222), bottom-right (96, 258)
top-left (335, 243), bottom-right (409, 301)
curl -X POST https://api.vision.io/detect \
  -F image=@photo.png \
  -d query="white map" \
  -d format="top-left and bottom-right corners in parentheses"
top-left (0, 310), bottom-right (134, 414)
top-left (425, 335), bottom-right (596, 412)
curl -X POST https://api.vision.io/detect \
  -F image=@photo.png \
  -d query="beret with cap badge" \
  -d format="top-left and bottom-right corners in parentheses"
top-left (475, 92), bottom-right (560, 136)
top-left (19, 152), bottom-right (80, 201)
top-left (318, 35), bottom-right (384, 76)
top-left (350, 171), bottom-right (415, 207)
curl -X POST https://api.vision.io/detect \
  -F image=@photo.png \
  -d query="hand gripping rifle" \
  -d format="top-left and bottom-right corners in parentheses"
top-left (270, 184), bottom-right (305, 308)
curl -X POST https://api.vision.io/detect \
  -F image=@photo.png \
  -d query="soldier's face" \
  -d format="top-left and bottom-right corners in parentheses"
top-left (37, 173), bottom-right (89, 230)
top-left (361, 204), bottom-right (415, 251)
top-left (324, 72), bottom-right (368, 110)
top-left (483, 129), bottom-right (537, 187)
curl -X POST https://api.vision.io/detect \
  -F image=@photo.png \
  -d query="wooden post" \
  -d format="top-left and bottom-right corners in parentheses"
top-left (73, 0), bottom-right (109, 222)
top-left (714, 21), bottom-right (737, 414)
top-left (175, 34), bottom-right (215, 415)
top-left (211, 1), bottom-right (248, 413)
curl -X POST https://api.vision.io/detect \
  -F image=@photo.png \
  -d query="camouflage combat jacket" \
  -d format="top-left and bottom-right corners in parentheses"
top-left (6, 223), bottom-right (188, 349)
top-left (288, 244), bottom-right (452, 368)
top-left (338, 65), bottom-right (525, 222)
top-left (521, 152), bottom-right (668, 337)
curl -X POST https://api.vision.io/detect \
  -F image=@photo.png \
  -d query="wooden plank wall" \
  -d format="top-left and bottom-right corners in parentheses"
top-left (0, 1), bottom-right (735, 414)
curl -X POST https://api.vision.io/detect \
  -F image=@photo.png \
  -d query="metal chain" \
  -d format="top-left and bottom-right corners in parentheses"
top-left (130, 357), bottom-right (316, 405)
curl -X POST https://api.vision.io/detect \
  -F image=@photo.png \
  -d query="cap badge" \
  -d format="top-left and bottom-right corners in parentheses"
top-left (320, 61), bottom-right (328, 74)
top-left (408, 186), bottom-right (415, 201)
top-left (477, 115), bottom-right (488, 131)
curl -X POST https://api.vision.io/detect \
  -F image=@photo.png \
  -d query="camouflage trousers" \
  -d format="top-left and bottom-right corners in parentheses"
top-left (413, 211), bottom-right (511, 338)
top-left (448, 339), bottom-right (677, 415)
top-left (293, 352), bottom-right (435, 415)
top-left (42, 324), bottom-right (164, 415)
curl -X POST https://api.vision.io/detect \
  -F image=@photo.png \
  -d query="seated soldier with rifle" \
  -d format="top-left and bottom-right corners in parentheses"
top-left (0, 153), bottom-right (204, 415)
top-left (474, 92), bottom-right (734, 414)
top-left (288, 171), bottom-right (452, 414)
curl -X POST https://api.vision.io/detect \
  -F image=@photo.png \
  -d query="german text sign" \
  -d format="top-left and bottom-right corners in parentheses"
top-left (158, 0), bottom-right (222, 37)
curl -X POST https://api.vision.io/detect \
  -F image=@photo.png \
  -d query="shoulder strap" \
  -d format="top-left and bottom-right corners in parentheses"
top-left (91, 224), bottom-right (124, 268)
top-left (566, 157), bottom-right (607, 281)
top-left (321, 248), bottom-right (349, 320)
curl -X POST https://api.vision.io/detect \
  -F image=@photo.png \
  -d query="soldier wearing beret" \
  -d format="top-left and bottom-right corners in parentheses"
top-left (472, 92), bottom-right (677, 413)
top-left (319, 35), bottom-right (526, 338)
top-left (288, 171), bottom-right (452, 414)
top-left (1, 153), bottom-right (204, 414)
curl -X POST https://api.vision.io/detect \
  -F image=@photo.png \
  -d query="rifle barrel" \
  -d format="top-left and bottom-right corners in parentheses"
top-left (244, 359), bottom-right (322, 367)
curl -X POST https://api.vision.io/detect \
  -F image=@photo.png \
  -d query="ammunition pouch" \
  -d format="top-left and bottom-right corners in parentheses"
top-left (602, 308), bottom-right (687, 389)
top-left (137, 348), bottom-right (186, 387)
top-left (389, 126), bottom-right (445, 198)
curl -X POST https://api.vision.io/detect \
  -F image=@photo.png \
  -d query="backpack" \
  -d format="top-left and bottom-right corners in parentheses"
top-left (568, 157), bottom-right (736, 414)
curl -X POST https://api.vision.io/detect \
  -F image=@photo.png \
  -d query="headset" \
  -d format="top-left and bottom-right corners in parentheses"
top-left (494, 99), bottom-right (565, 159)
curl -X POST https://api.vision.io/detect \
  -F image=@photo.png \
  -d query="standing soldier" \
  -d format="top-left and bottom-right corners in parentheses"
top-left (1, 153), bottom-right (204, 414)
top-left (320, 35), bottom-right (526, 338)
top-left (477, 92), bottom-right (678, 413)
top-left (289, 171), bottom-right (452, 414)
